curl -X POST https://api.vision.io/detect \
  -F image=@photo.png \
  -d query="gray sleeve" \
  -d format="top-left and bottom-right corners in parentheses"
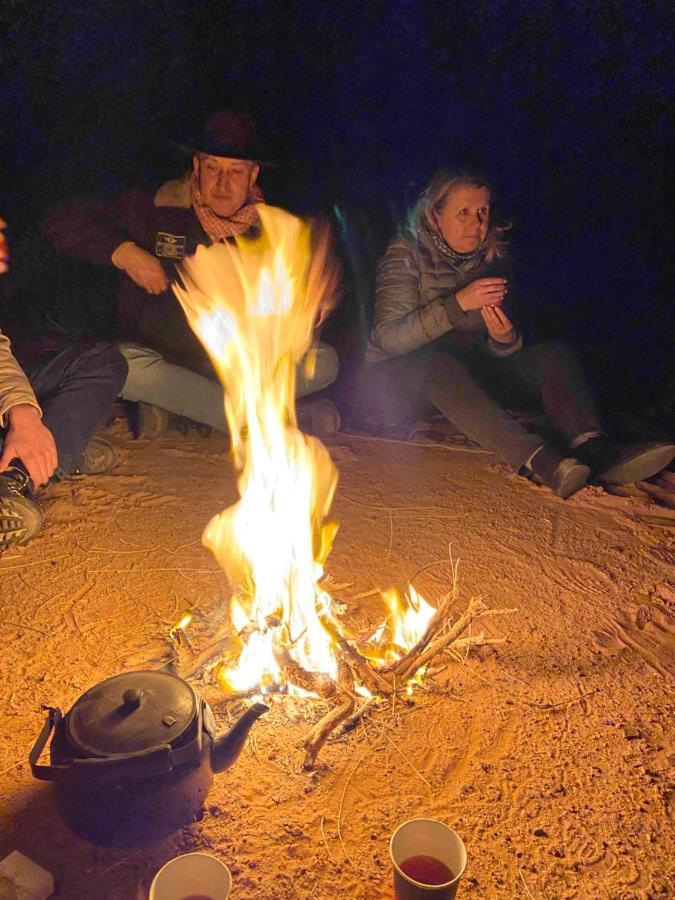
top-left (371, 239), bottom-right (455, 358)
top-left (487, 334), bottom-right (523, 356)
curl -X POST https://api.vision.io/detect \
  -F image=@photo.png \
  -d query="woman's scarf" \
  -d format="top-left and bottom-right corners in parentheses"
top-left (190, 172), bottom-right (264, 241)
top-left (421, 220), bottom-right (487, 269)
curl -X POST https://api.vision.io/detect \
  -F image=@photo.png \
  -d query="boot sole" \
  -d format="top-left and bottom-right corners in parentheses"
top-left (599, 443), bottom-right (675, 485)
top-left (0, 496), bottom-right (45, 550)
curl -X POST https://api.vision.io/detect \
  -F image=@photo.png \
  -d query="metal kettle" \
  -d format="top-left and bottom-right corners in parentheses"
top-left (30, 669), bottom-right (268, 846)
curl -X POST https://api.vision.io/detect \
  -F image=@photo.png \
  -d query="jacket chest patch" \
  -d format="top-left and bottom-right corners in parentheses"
top-left (155, 232), bottom-right (186, 259)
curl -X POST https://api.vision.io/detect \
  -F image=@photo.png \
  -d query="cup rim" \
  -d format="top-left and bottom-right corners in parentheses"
top-left (149, 851), bottom-right (232, 899)
top-left (389, 817), bottom-right (467, 889)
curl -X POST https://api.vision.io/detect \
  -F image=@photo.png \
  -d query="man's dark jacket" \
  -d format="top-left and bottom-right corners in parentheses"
top-left (43, 173), bottom-right (224, 374)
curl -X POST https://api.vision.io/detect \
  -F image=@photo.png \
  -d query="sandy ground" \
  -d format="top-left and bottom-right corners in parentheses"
top-left (0, 419), bottom-right (673, 899)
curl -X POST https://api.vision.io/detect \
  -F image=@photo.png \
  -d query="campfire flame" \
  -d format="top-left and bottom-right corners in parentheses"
top-left (173, 205), bottom-right (435, 697)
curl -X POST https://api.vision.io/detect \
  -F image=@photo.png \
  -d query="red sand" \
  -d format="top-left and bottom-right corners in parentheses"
top-left (1, 422), bottom-right (673, 898)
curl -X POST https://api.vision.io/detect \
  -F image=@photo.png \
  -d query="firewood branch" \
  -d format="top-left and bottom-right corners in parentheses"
top-left (301, 659), bottom-right (356, 767)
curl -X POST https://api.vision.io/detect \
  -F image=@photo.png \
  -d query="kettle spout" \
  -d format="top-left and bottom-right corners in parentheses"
top-left (211, 702), bottom-right (269, 773)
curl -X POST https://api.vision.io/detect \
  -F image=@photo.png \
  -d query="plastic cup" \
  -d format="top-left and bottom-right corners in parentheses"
top-left (149, 852), bottom-right (232, 900)
top-left (390, 818), bottom-right (467, 899)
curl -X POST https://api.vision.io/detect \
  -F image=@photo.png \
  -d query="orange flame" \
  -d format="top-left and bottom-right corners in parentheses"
top-left (173, 205), bottom-right (435, 696)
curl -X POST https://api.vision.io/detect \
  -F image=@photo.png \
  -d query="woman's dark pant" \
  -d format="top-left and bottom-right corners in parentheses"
top-left (365, 341), bottom-right (601, 470)
top-left (2, 340), bottom-right (128, 477)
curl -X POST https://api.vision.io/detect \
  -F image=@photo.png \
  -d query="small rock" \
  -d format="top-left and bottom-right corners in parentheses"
top-left (623, 725), bottom-right (642, 740)
top-left (247, 859), bottom-right (259, 869)
top-left (635, 605), bottom-right (653, 629)
top-left (533, 827), bottom-right (548, 837)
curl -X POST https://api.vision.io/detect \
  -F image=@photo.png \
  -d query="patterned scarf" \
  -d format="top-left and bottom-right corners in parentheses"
top-left (422, 220), bottom-right (487, 269)
top-left (190, 171), bottom-right (264, 241)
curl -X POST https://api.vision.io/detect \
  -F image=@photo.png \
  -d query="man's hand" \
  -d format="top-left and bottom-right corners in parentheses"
top-left (481, 304), bottom-right (516, 344)
top-left (0, 404), bottom-right (58, 487)
top-left (114, 243), bottom-right (169, 295)
top-left (456, 278), bottom-right (508, 311)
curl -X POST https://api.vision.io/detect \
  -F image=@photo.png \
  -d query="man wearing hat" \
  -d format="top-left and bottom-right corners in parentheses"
top-left (42, 111), bottom-right (340, 436)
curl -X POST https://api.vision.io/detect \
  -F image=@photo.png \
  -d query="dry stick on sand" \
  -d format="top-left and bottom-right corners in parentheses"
top-left (302, 659), bottom-right (356, 767)
top-left (178, 557), bottom-right (514, 765)
top-left (300, 595), bottom-right (515, 766)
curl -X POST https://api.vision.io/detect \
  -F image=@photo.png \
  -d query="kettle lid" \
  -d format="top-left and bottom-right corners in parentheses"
top-left (66, 670), bottom-right (198, 758)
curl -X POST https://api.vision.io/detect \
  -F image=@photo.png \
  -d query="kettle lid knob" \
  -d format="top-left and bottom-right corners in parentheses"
top-left (122, 688), bottom-right (143, 709)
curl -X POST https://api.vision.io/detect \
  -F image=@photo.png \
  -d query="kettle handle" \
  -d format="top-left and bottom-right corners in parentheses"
top-left (29, 706), bottom-right (65, 781)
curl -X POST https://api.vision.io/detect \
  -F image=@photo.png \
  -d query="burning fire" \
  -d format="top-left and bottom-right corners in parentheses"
top-left (173, 205), bottom-right (435, 698)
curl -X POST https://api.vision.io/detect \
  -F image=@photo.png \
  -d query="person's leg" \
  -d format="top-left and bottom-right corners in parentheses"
top-left (492, 341), bottom-right (675, 483)
top-left (120, 343), bottom-right (228, 431)
top-left (296, 343), bottom-right (339, 398)
top-left (23, 340), bottom-right (127, 477)
top-left (121, 341), bottom-right (340, 431)
top-left (494, 341), bottom-right (602, 444)
top-left (418, 349), bottom-right (544, 470)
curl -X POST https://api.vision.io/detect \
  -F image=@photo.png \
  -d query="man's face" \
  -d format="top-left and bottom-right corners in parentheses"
top-left (194, 154), bottom-right (259, 218)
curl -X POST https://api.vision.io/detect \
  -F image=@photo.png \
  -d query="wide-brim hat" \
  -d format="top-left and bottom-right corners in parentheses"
top-left (175, 110), bottom-right (276, 166)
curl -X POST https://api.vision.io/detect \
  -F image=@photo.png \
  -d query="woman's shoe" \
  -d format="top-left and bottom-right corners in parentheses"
top-left (529, 446), bottom-right (590, 500)
top-left (596, 443), bottom-right (675, 485)
top-left (574, 436), bottom-right (675, 485)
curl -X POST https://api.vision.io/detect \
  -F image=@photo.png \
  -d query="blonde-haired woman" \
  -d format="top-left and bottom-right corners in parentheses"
top-left (364, 170), bottom-right (674, 499)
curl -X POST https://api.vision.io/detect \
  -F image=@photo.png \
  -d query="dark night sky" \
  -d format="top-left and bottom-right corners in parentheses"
top-left (1, 0), bottom-right (673, 433)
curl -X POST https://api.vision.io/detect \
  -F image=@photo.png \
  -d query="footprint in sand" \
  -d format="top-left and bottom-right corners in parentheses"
top-left (541, 556), bottom-right (617, 598)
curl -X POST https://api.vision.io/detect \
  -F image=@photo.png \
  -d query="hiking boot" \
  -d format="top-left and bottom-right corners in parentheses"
top-left (170, 414), bottom-right (212, 437)
top-left (76, 435), bottom-right (118, 475)
top-left (297, 398), bottom-right (341, 435)
top-left (529, 446), bottom-right (590, 500)
top-left (137, 402), bottom-right (170, 438)
top-left (0, 468), bottom-right (44, 552)
top-left (574, 436), bottom-right (675, 485)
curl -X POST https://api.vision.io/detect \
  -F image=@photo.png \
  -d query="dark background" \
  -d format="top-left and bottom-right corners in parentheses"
top-left (1, 0), bottom-right (673, 436)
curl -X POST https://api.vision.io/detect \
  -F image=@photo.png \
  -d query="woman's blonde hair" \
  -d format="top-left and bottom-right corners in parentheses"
top-left (413, 169), bottom-right (509, 261)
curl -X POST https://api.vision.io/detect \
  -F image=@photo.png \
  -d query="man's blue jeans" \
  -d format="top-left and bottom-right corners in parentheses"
top-left (120, 342), bottom-right (339, 431)
top-left (2, 339), bottom-right (128, 478)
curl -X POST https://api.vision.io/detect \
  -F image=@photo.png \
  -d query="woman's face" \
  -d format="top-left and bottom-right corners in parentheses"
top-left (434, 185), bottom-right (491, 253)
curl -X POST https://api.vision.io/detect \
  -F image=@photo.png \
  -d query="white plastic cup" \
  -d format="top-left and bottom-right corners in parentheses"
top-left (149, 852), bottom-right (232, 900)
top-left (390, 818), bottom-right (467, 899)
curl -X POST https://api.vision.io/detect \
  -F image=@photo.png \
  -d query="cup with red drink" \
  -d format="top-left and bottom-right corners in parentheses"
top-left (390, 818), bottom-right (467, 899)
